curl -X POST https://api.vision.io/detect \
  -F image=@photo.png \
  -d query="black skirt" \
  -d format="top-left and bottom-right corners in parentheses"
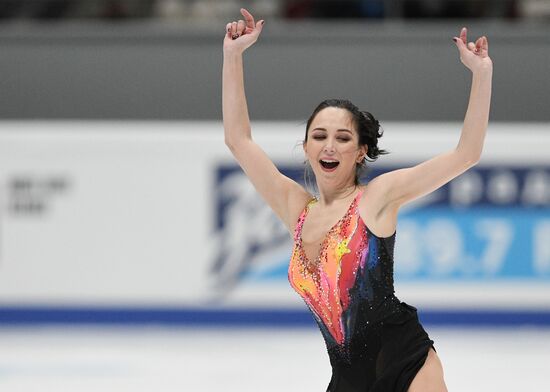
top-left (326, 302), bottom-right (435, 392)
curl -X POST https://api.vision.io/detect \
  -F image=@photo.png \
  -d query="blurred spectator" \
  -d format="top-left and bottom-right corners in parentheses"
top-left (0, 0), bottom-right (74, 19)
top-left (0, 0), bottom-right (155, 20)
top-left (519, 0), bottom-right (550, 18)
top-left (402, 0), bottom-right (517, 18)
top-left (32, 1), bottom-right (73, 18)
top-left (284, 0), bottom-right (520, 19)
top-left (284, 0), bottom-right (384, 18)
top-left (284, 0), bottom-right (314, 18)
top-left (0, 1), bottom-right (22, 19)
top-left (316, 0), bottom-right (384, 18)
top-left (402, 0), bottom-right (445, 18)
top-left (153, 0), bottom-right (281, 21)
top-left (0, 0), bottom-right (538, 21)
top-left (154, 0), bottom-right (189, 19)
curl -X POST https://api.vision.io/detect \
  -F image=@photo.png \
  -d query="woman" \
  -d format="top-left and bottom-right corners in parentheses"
top-left (223, 8), bottom-right (492, 392)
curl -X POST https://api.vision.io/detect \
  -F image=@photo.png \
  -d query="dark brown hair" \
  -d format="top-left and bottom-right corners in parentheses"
top-left (305, 98), bottom-right (389, 185)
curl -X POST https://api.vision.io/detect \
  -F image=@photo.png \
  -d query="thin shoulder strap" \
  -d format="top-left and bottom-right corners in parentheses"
top-left (346, 187), bottom-right (365, 219)
top-left (354, 187), bottom-right (366, 206)
top-left (293, 196), bottom-right (317, 242)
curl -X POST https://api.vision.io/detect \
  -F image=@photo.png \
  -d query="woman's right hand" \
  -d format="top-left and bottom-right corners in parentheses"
top-left (223, 8), bottom-right (264, 55)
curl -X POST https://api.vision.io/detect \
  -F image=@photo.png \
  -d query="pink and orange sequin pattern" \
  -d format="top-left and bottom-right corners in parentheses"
top-left (288, 190), bottom-right (369, 346)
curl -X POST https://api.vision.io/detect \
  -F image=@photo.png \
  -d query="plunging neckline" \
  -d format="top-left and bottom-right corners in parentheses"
top-left (298, 189), bottom-right (364, 271)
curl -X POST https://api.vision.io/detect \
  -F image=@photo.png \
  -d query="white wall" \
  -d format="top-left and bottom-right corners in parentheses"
top-left (0, 121), bottom-right (549, 312)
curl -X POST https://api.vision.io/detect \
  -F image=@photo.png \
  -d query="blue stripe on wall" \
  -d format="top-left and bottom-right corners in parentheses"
top-left (0, 307), bottom-right (313, 326)
top-left (1, 307), bottom-right (550, 327)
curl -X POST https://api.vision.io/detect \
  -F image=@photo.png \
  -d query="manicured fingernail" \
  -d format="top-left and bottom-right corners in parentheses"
top-left (452, 37), bottom-right (457, 42)
top-left (260, 20), bottom-right (265, 25)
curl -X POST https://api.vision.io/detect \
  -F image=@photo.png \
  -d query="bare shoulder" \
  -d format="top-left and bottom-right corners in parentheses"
top-left (358, 174), bottom-right (399, 238)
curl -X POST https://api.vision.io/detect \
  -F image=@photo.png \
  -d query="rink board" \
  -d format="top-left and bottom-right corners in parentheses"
top-left (0, 121), bottom-right (549, 325)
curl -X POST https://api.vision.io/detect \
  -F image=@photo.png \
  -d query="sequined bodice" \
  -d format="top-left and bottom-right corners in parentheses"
top-left (288, 189), bottom-right (408, 364)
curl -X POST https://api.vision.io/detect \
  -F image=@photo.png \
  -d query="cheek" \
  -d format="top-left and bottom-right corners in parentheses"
top-left (340, 145), bottom-right (359, 157)
top-left (306, 141), bottom-right (322, 155)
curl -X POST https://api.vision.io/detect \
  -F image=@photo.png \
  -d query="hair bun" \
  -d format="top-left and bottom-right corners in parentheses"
top-left (361, 110), bottom-right (379, 128)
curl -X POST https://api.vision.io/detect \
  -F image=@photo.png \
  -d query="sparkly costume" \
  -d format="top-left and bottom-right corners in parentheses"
top-left (288, 188), bottom-right (435, 392)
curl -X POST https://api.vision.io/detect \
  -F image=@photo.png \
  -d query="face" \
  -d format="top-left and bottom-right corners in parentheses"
top-left (303, 107), bottom-right (367, 187)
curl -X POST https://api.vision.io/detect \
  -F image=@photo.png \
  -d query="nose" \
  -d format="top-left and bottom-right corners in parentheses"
top-left (323, 138), bottom-right (336, 153)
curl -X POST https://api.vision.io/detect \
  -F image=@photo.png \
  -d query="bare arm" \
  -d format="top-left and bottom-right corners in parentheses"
top-left (223, 9), bottom-right (310, 232)
top-left (454, 26), bottom-right (493, 161)
top-left (376, 27), bottom-right (493, 208)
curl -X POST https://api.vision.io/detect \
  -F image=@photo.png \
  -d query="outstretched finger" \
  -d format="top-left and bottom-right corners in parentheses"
top-left (475, 37), bottom-right (484, 54)
top-left (459, 27), bottom-right (467, 44)
top-left (241, 8), bottom-right (255, 30)
top-left (475, 36), bottom-right (489, 57)
top-left (482, 36), bottom-right (489, 52)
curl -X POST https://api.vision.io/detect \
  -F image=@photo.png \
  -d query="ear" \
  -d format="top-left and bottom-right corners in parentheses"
top-left (302, 140), bottom-right (307, 154)
top-left (357, 145), bottom-right (368, 163)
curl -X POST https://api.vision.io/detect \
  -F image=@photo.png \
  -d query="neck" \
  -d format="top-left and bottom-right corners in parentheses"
top-left (316, 183), bottom-right (359, 205)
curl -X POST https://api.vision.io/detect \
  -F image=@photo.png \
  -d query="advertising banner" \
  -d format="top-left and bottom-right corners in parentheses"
top-left (0, 121), bottom-right (548, 324)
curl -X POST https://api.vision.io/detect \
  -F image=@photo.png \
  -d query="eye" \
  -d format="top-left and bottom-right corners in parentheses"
top-left (312, 135), bottom-right (326, 140)
top-left (337, 137), bottom-right (351, 142)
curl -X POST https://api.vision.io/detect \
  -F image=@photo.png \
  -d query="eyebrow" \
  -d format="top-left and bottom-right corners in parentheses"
top-left (312, 127), bottom-right (353, 135)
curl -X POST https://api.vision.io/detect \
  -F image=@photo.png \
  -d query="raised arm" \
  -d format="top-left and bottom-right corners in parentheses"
top-left (374, 27), bottom-right (493, 209)
top-left (223, 8), bottom-right (310, 233)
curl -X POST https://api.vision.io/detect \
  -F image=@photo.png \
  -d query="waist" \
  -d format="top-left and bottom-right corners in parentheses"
top-left (361, 293), bottom-right (406, 322)
top-left (325, 296), bottom-right (420, 364)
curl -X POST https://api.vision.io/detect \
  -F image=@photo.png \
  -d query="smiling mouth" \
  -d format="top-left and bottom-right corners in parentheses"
top-left (319, 159), bottom-right (340, 169)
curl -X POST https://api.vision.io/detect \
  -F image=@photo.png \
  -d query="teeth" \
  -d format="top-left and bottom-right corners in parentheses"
top-left (320, 159), bottom-right (340, 170)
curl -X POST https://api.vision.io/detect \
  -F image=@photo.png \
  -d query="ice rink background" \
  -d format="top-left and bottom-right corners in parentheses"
top-left (1, 5), bottom-right (550, 392)
top-left (2, 326), bottom-right (550, 391)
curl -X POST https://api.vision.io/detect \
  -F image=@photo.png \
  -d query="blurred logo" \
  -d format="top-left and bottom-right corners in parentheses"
top-left (209, 164), bottom-right (550, 295)
top-left (0, 174), bottom-right (71, 264)
top-left (8, 175), bottom-right (72, 215)
top-left (209, 165), bottom-right (298, 297)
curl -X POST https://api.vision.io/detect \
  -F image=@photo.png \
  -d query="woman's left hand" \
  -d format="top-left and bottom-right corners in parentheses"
top-left (453, 27), bottom-right (493, 74)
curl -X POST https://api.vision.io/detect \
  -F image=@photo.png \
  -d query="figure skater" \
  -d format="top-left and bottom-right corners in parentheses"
top-left (223, 8), bottom-right (492, 391)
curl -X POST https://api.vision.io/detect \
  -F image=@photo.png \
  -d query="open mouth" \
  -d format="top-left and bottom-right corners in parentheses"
top-left (319, 159), bottom-right (340, 170)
